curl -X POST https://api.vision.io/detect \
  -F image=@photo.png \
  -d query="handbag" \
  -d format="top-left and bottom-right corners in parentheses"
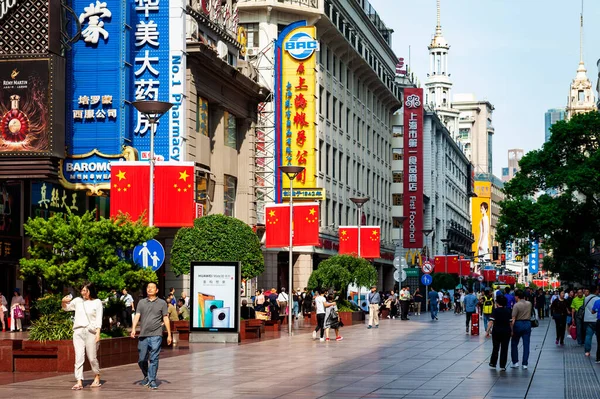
top-left (13, 306), bottom-right (24, 319)
top-left (530, 303), bottom-right (539, 328)
top-left (569, 324), bottom-right (577, 340)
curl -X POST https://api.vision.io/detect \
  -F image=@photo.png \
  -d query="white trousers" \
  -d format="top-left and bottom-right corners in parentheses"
top-left (10, 308), bottom-right (21, 331)
top-left (369, 304), bottom-right (379, 326)
top-left (73, 328), bottom-right (100, 381)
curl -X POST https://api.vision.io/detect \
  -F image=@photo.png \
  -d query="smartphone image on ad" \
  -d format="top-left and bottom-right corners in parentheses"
top-left (212, 307), bottom-right (231, 328)
top-left (204, 299), bottom-right (224, 328)
top-left (197, 293), bottom-right (215, 327)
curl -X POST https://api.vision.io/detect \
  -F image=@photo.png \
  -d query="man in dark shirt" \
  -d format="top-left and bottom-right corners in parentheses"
top-left (131, 282), bottom-right (172, 390)
top-left (486, 295), bottom-right (512, 370)
top-left (240, 299), bottom-right (256, 319)
top-left (428, 287), bottom-right (439, 321)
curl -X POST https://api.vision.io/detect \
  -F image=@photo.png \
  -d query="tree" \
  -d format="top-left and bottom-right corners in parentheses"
top-left (432, 273), bottom-right (458, 291)
top-left (497, 112), bottom-right (600, 282)
top-left (20, 211), bottom-right (158, 293)
top-left (170, 214), bottom-right (264, 280)
top-left (307, 255), bottom-right (377, 298)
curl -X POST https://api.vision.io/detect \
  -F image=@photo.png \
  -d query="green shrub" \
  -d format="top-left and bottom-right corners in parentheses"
top-left (28, 314), bottom-right (73, 342)
top-left (103, 296), bottom-right (126, 318)
top-left (100, 326), bottom-right (128, 339)
top-left (33, 294), bottom-right (65, 317)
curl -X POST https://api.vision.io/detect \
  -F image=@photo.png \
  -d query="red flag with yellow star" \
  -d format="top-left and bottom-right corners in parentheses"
top-left (154, 162), bottom-right (196, 227)
top-left (338, 226), bottom-right (380, 258)
top-left (265, 203), bottom-right (291, 248)
top-left (360, 226), bottom-right (380, 259)
top-left (292, 202), bottom-right (320, 246)
top-left (109, 161), bottom-right (150, 222)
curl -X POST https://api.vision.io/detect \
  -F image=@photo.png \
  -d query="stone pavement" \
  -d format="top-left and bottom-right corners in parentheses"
top-left (0, 310), bottom-right (598, 399)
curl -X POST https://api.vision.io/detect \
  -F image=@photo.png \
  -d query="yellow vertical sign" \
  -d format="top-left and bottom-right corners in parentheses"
top-left (280, 26), bottom-right (317, 190)
top-left (472, 181), bottom-right (492, 260)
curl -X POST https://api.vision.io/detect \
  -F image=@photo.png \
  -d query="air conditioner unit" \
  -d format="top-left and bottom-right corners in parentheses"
top-left (246, 47), bottom-right (260, 58)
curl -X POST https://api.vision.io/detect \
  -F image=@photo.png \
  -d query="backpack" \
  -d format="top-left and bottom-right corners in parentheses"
top-left (576, 296), bottom-right (597, 321)
top-left (483, 297), bottom-right (494, 314)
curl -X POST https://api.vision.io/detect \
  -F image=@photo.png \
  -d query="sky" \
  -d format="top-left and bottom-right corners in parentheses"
top-left (369, 0), bottom-right (600, 177)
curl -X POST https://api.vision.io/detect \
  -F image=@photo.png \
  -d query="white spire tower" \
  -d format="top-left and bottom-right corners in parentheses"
top-left (424, 0), bottom-right (459, 136)
top-left (566, 0), bottom-right (596, 119)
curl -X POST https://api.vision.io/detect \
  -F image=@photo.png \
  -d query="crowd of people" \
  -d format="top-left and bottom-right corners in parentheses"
top-left (0, 288), bottom-right (27, 332)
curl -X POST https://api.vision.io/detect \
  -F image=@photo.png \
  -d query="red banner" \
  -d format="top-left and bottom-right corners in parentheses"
top-left (339, 226), bottom-right (358, 255)
top-left (338, 226), bottom-right (380, 258)
top-left (265, 202), bottom-right (320, 247)
top-left (292, 203), bottom-right (320, 246)
top-left (403, 88), bottom-right (424, 248)
top-left (109, 162), bottom-right (150, 222)
top-left (154, 162), bottom-right (196, 227)
top-left (265, 204), bottom-right (291, 248)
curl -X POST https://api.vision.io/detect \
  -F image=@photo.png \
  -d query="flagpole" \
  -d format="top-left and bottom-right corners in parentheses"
top-left (279, 165), bottom-right (304, 336)
top-left (350, 197), bottom-right (369, 305)
top-left (132, 101), bottom-right (173, 227)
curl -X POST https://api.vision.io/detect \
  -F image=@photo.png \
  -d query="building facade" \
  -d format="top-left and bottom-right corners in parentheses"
top-left (501, 148), bottom-right (523, 183)
top-left (238, 0), bottom-right (403, 291)
top-left (453, 94), bottom-right (495, 176)
top-left (544, 108), bottom-right (565, 142)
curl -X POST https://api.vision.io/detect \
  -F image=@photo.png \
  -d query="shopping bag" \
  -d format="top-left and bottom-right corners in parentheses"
top-left (570, 324), bottom-right (577, 340)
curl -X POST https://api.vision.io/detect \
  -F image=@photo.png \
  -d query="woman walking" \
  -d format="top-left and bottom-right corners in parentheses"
top-left (486, 295), bottom-right (512, 370)
top-left (62, 284), bottom-right (103, 390)
top-left (550, 290), bottom-right (569, 346)
top-left (10, 288), bottom-right (25, 332)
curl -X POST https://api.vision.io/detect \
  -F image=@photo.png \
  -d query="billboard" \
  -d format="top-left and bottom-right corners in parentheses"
top-left (403, 88), bottom-right (424, 248)
top-left (472, 181), bottom-right (492, 262)
top-left (0, 59), bottom-right (51, 153)
top-left (274, 21), bottom-right (319, 202)
top-left (190, 261), bottom-right (240, 333)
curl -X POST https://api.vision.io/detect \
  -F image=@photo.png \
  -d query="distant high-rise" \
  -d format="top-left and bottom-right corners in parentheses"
top-left (544, 108), bottom-right (565, 142)
top-left (501, 149), bottom-right (524, 183)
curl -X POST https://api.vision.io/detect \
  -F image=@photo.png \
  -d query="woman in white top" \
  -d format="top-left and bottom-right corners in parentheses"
top-left (10, 288), bottom-right (25, 331)
top-left (62, 284), bottom-right (104, 390)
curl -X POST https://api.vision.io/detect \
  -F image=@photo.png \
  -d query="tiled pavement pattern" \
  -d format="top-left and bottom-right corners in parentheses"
top-left (0, 311), bottom-right (598, 399)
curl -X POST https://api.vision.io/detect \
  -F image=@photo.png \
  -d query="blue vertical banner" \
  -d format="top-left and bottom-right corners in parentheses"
top-left (529, 240), bottom-right (539, 275)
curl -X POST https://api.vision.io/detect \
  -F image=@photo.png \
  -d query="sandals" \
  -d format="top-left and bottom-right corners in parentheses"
top-left (71, 384), bottom-right (83, 390)
top-left (90, 381), bottom-right (102, 388)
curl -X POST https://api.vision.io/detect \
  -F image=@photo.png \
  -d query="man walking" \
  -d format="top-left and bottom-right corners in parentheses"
top-left (571, 288), bottom-right (585, 345)
top-left (582, 287), bottom-right (600, 357)
top-left (312, 289), bottom-right (327, 341)
top-left (482, 289), bottom-right (494, 329)
top-left (121, 288), bottom-right (135, 328)
top-left (131, 282), bottom-right (172, 390)
top-left (428, 287), bottom-right (439, 321)
top-left (510, 289), bottom-right (532, 369)
top-left (464, 288), bottom-right (478, 334)
top-left (399, 285), bottom-right (411, 320)
top-left (367, 286), bottom-right (380, 329)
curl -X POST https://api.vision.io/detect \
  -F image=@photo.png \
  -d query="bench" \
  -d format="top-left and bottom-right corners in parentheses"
top-left (264, 320), bottom-right (280, 332)
top-left (171, 320), bottom-right (190, 340)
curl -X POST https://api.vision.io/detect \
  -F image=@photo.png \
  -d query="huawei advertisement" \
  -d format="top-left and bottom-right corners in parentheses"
top-left (191, 261), bottom-right (240, 333)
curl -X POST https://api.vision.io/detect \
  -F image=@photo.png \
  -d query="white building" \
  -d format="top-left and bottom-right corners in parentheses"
top-left (424, 0), bottom-right (460, 138)
top-left (453, 94), bottom-right (495, 175)
top-left (238, 0), bottom-right (403, 291)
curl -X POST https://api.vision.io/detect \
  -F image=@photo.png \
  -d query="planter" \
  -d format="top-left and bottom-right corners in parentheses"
top-left (339, 311), bottom-right (364, 326)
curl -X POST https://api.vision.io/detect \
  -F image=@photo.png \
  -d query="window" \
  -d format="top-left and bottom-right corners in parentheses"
top-left (225, 112), bottom-right (237, 148)
top-left (393, 148), bottom-right (403, 160)
top-left (224, 175), bottom-right (237, 217)
top-left (393, 217), bottom-right (405, 228)
top-left (326, 92), bottom-right (331, 119)
top-left (578, 90), bottom-right (584, 102)
top-left (392, 171), bottom-right (403, 183)
top-left (459, 128), bottom-right (469, 139)
top-left (243, 23), bottom-right (259, 48)
top-left (196, 95), bottom-right (209, 136)
top-left (392, 126), bottom-right (403, 138)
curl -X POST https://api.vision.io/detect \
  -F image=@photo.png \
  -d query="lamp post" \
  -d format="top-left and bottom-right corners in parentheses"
top-left (421, 229), bottom-right (433, 261)
top-left (441, 238), bottom-right (451, 274)
top-left (350, 197), bottom-right (369, 305)
top-left (132, 100), bottom-right (173, 226)
top-left (279, 165), bottom-right (305, 336)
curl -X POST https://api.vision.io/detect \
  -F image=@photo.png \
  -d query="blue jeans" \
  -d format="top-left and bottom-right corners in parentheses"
top-left (483, 314), bottom-right (491, 330)
top-left (584, 322), bottom-right (596, 353)
top-left (293, 302), bottom-right (299, 317)
top-left (511, 320), bottom-right (532, 366)
top-left (430, 303), bottom-right (438, 320)
top-left (138, 336), bottom-right (162, 382)
top-left (576, 317), bottom-right (584, 345)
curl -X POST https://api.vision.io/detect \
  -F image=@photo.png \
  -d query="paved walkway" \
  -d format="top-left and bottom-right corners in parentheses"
top-left (0, 311), bottom-right (598, 398)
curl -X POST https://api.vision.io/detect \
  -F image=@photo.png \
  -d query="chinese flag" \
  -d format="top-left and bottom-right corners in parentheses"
top-left (338, 226), bottom-right (358, 256)
top-left (110, 161), bottom-right (150, 222)
top-left (265, 204), bottom-right (291, 248)
top-left (360, 226), bottom-right (380, 259)
top-left (154, 162), bottom-right (196, 227)
top-left (292, 202), bottom-right (319, 246)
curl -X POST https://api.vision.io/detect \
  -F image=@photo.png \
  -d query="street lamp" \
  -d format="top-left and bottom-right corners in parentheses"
top-left (132, 100), bottom-right (173, 226)
top-left (279, 165), bottom-right (305, 336)
top-left (441, 238), bottom-right (451, 274)
top-left (350, 197), bottom-right (370, 258)
top-left (421, 229), bottom-right (433, 261)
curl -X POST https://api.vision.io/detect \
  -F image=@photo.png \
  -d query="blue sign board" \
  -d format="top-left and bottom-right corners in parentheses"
top-left (529, 240), bottom-right (539, 274)
top-left (421, 274), bottom-right (433, 286)
top-left (134, 239), bottom-right (165, 271)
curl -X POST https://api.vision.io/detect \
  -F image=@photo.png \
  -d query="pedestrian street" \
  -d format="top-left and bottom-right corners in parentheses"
top-left (0, 311), bottom-right (598, 399)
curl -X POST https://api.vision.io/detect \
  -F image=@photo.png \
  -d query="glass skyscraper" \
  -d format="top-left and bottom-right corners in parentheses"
top-left (544, 108), bottom-right (565, 142)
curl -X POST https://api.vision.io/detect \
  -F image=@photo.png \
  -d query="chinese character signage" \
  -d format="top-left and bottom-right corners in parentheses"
top-left (0, 59), bottom-right (53, 154)
top-left (274, 21), bottom-right (318, 202)
top-left (403, 88), bottom-right (423, 248)
top-left (529, 239), bottom-right (539, 275)
top-left (471, 181), bottom-right (492, 261)
top-left (31, 182), bottom-right (86, 220)
top-left (67, 0), bottom-right (187, 163)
